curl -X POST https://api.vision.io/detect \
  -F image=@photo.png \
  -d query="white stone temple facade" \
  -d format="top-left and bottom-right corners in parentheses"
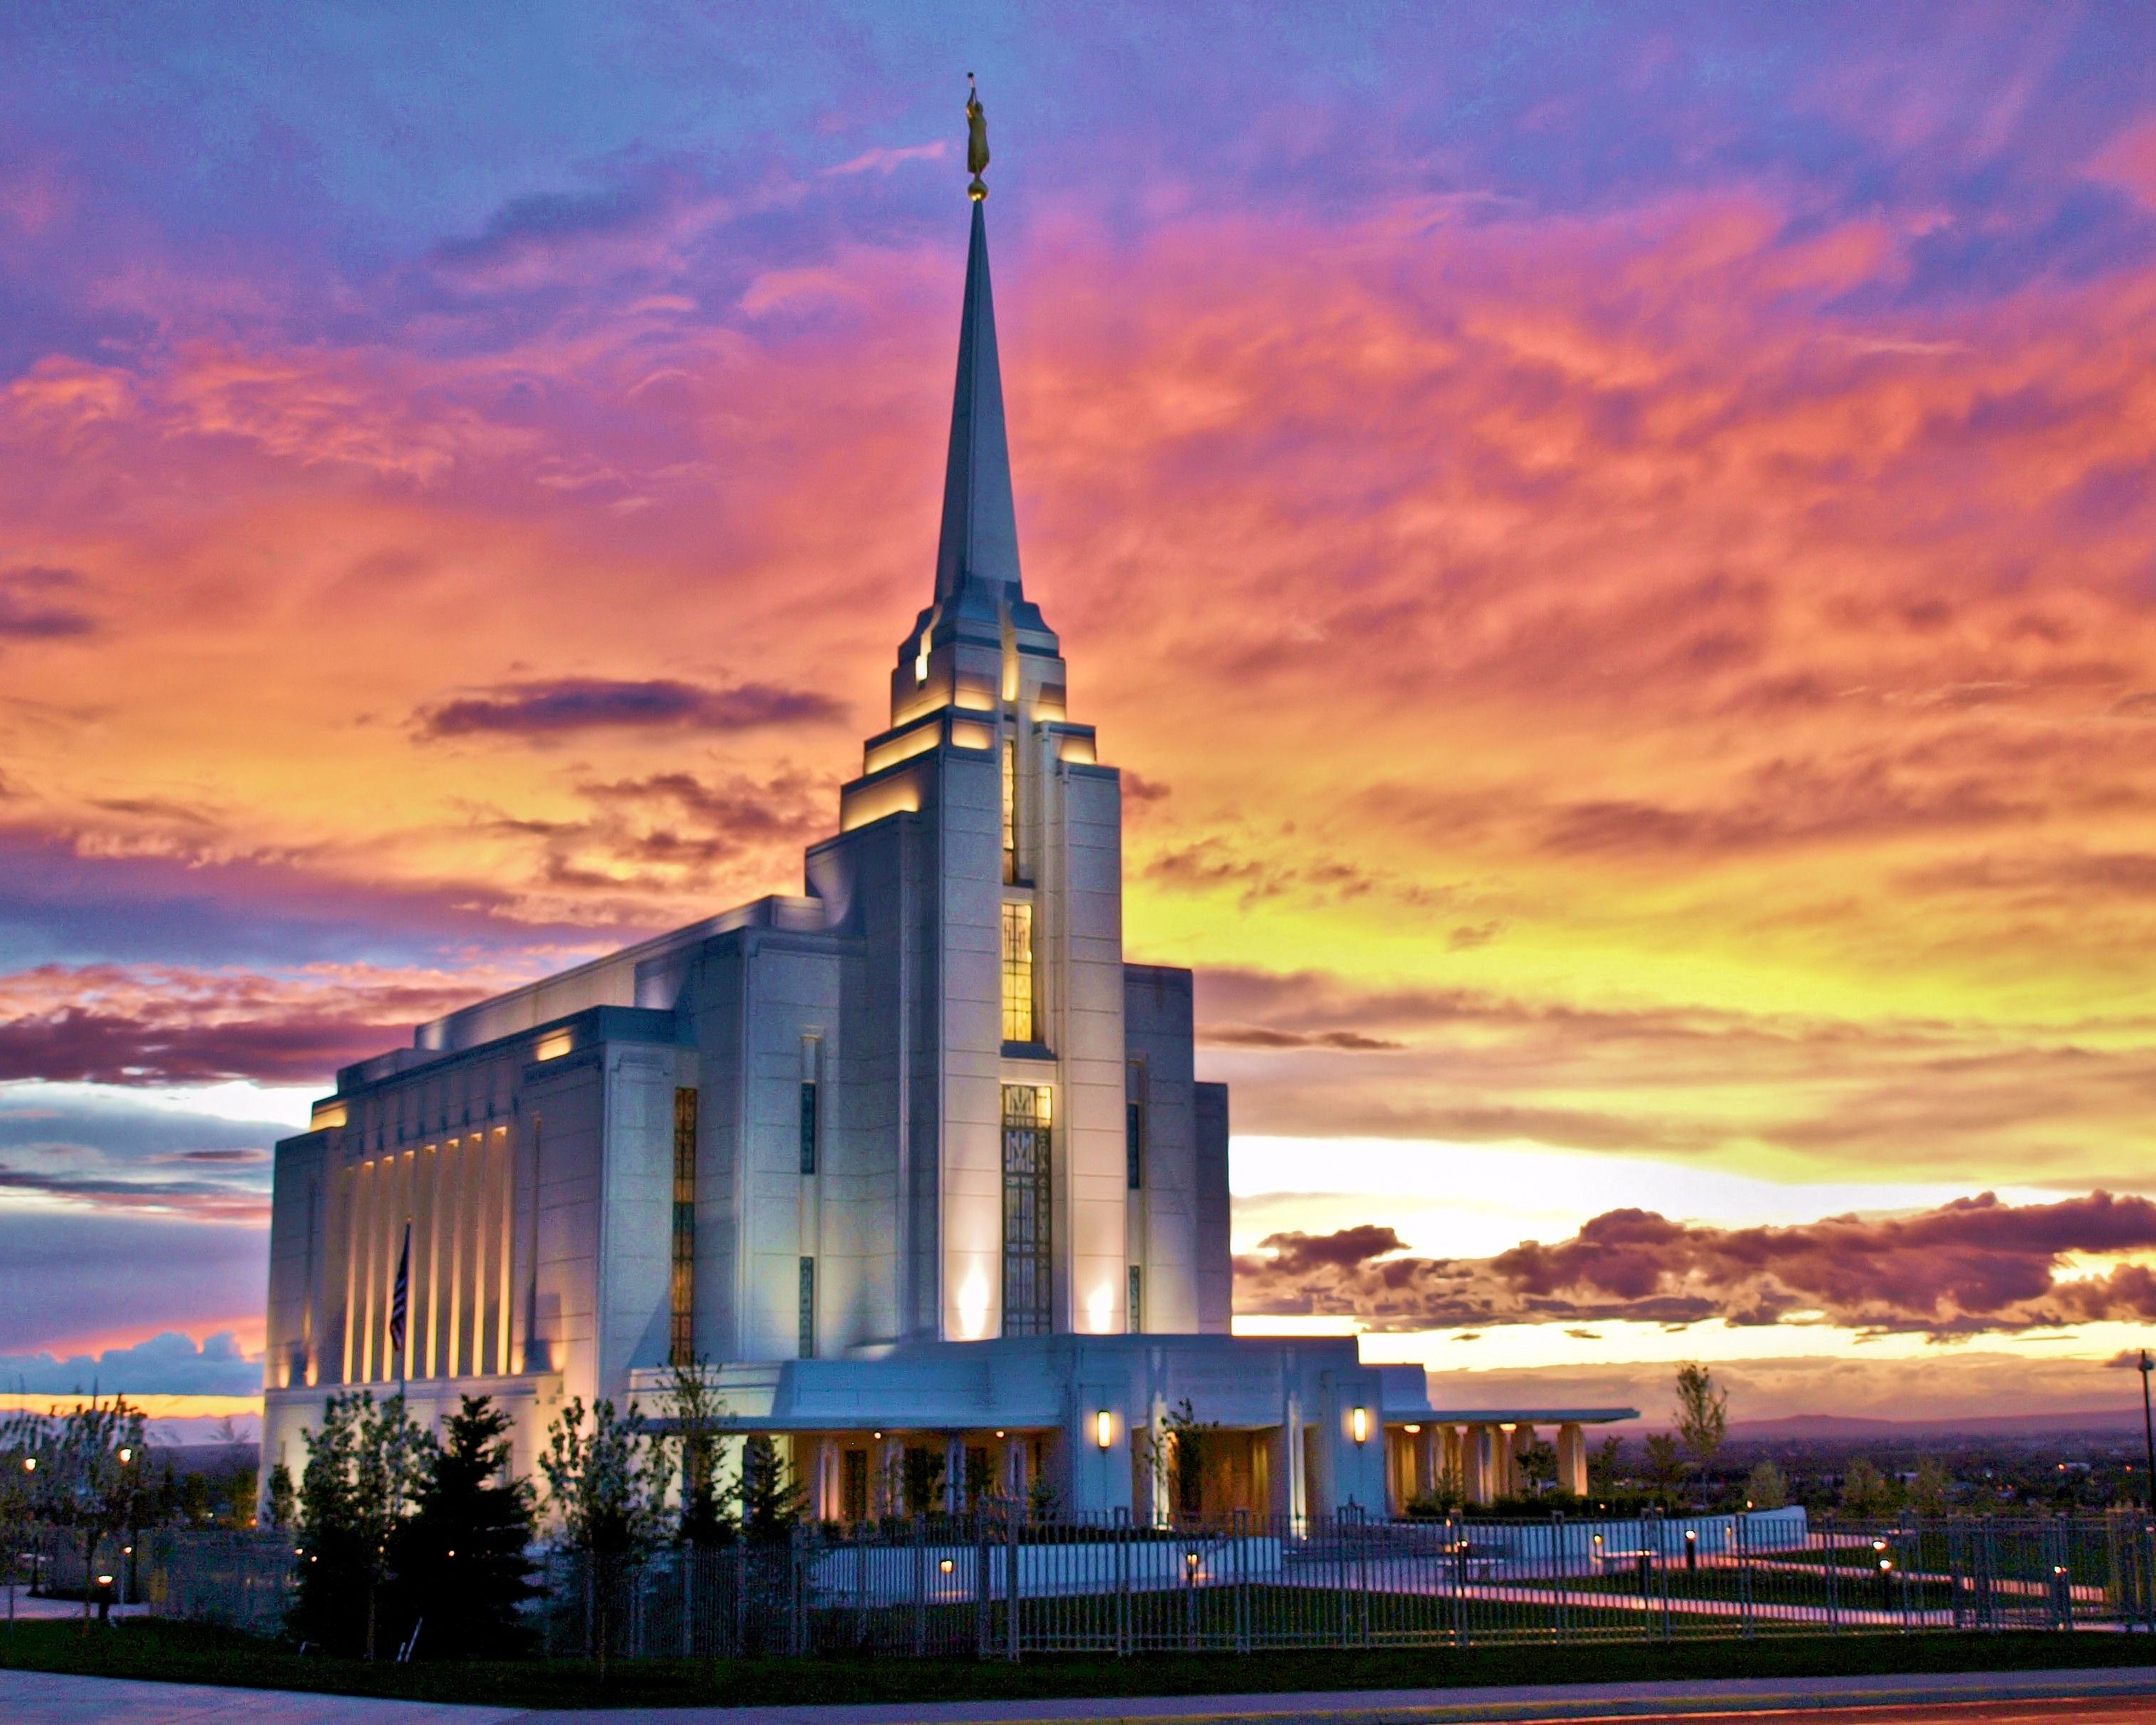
top-left (261, 183), bottom-right (1630, 1524)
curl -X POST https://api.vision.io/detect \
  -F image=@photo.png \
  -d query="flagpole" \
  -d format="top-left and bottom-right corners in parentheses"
top-left (392, 1218), bottom-right (412, 1406)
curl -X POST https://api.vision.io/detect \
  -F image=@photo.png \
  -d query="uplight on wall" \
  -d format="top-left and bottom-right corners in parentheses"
top-left (535, 1030), bottom-right (573, 1062)
top-left (1095, 1410), bottom-right (1113, 1449)
top-left (1351, 1407), bottom-right (1369, 1445)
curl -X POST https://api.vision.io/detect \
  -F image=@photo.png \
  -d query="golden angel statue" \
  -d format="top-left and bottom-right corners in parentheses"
top-left (966, 75), bottom-right (990, 200)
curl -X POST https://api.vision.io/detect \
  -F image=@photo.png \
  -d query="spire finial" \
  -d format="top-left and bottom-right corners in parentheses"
top-left (965, 73), bottom-right (990, 201)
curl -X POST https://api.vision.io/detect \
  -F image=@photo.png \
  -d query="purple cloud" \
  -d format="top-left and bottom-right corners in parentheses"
top-left (415, 677), bottom-right (842, 739)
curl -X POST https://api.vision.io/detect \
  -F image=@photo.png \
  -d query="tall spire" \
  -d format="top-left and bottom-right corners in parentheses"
top-left (933, 89), bottom-right (1022, 606)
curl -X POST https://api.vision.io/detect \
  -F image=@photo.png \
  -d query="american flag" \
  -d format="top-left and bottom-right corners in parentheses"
top-left (388, 1221), bottom-right (411, 1362)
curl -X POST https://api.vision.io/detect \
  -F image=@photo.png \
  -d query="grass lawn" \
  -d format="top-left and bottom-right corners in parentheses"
top-left (1, 1619), bottom-right (2155, 1710)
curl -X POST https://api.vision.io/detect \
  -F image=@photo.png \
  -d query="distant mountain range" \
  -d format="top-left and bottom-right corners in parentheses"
top-left (1725, 1408), bottom-right (2147, 1442)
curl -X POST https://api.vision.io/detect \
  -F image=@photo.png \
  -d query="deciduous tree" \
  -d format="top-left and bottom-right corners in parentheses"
top-left (291, 1391), bottom-right (429, 1659)
top-left (1673, 1363), bottom-right (1729, 1475)
top-left (46, 1394), bottom-right (150, 1634)
top-left (539, 1397), bottom-right (668, 1674)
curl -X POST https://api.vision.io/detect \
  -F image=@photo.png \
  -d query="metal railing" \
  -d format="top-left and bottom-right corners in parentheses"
top-left (143, 1508), bottom-right (2156, 1660)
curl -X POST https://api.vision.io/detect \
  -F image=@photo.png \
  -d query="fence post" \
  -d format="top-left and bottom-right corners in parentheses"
top-left (1656, 1509), bottom-right (1672, 1645)
top-left (1005, 1503), bottom-right (1020, 1662)
top-left (975, 1516), bottom-right (990, 1661)
top-left (911, 1519), bottom-right (926, 1657)
top-left (733, 1536), bottom-right (747, 1659)
top-left (1448, 1514), bottom-right (1467, 1649)
top-left (1115, 1518), bottom-right (1129, 1658)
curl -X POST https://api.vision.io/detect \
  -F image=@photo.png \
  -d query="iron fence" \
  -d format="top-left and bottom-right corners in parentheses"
top-left (142, 1508), bottom-right (2156, 1660)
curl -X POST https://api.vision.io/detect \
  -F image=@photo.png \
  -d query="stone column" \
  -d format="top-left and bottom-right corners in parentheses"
top-left (1468, 1424), bottom-right (1498, 1505)
top-left (1558, 1423), bottom-right (1588, 1497)
top-left (875, 1433), bottom-right (903, 1519)
top-left (1417, 1427), bottom-right (1438, 1503)
top-left (945, 1434), bottom-right (968, 1516)
top-left (1442, 1426), bottom-right (1465, 1498)
top-left (817, 1439), bottom-right (840, 1521)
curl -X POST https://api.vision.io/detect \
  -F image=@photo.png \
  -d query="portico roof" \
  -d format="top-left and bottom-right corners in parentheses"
top-left (1413, 1407), bottom-right (1639, 1425)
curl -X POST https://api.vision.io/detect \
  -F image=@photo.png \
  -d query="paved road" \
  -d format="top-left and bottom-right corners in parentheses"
top-left (9, 1664), bottom-right (2156, 1723)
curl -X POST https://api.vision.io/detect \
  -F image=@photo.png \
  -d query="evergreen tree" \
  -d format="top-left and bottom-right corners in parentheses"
top-left (661, 1359), bottom-right (732, 1548)
top-left (388, 1397), bottom-right (537, 1659)
top-left (265, 1463), bottom-right (296, 1532)
top-left (738, 1434), bottom-right (805, 1544)
top-left (290, 1391), bottom-right (429, 1659)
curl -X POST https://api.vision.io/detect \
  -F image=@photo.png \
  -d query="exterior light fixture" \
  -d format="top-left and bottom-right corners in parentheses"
top-left (1095, 1410), bottom-right (1113, 1449)
top-left (939, 1558), bottom-right (954, 1575)
top-left (995, 1429), bottom-right (1005, 1439)
top-left (21, 1457), bottom-right (33, 1473)
top-left (1684, 1529), bottom-right (1696, 1541)
top-left (118, 1447), bottom-right (132, 1464)
top-left (1351, 1407), bottom-right (1369, 1445)
top-left (1403, 1423), bottom-right (1421, 1434)
top-left (96, 1573), bottom-right (113, 1587)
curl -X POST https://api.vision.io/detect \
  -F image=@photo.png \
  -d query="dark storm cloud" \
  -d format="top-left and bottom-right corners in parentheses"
top-left (1235, 1193), bottom-right (2156, 1337)
top-left (0, 1006), bottom-right (403, 1086)
top-left (0, 566), bottom-right (94, 638)
top-left (415, 678), bottom-right (841, 740)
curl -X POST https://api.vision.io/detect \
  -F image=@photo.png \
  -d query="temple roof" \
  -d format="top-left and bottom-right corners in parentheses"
top-left (932, 200), bottom-right (1024, 606)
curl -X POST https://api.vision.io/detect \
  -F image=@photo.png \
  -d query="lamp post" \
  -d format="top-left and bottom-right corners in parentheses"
top-left (2140, 1350), bottom-right (2156, 1518)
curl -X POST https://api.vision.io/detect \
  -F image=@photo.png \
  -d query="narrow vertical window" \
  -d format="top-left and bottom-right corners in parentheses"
top-left (1001, 1084), bottom-right (1052, 1337)
top-left (1125, 1090), bottom-right (1144, 1191)
top-left (670, 1087), bottom-right (698, 1365)
top-left (798, 1255), bottom-right (816, 1359)
top-left (1127, 1263), bottom-right (1143, 1334)
top-left (1002, 737), bottom-right (1017, 884)
top-left (1001, 901), bottom-right (1035, 1044)
top-left (799, 1079), bottom-right (818, 1176)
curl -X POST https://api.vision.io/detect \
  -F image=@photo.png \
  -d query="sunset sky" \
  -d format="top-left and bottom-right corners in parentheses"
top-left (5, 4), bottom-right (2156, 1431)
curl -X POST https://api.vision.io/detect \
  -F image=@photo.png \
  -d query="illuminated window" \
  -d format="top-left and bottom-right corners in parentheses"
top-left (1127, 1263), bottom-right (1142, 1333)
top-left (915, 631), bottom-right (931, 685)
top-left (1002, 737), bottom-right (1017, 883)
top-left (799, 1080), bottom-right (818, 1176)
top-left (1000, 901), bottom-right (1035, 1043)
top-left (670, 1087), bottom-right (698, 1365)
top-left (1002, 1084), bottom-right (1052, 1337)
top-left (798, 1256), bottom-right (816, 1359)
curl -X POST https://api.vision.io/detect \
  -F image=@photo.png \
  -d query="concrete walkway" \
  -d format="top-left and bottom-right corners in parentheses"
top-left (6, 1664), bottom-right (2156, 1724)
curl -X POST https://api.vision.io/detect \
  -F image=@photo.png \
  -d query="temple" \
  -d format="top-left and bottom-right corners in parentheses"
top-left (260, 155), bottom-right (1632, 1523)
